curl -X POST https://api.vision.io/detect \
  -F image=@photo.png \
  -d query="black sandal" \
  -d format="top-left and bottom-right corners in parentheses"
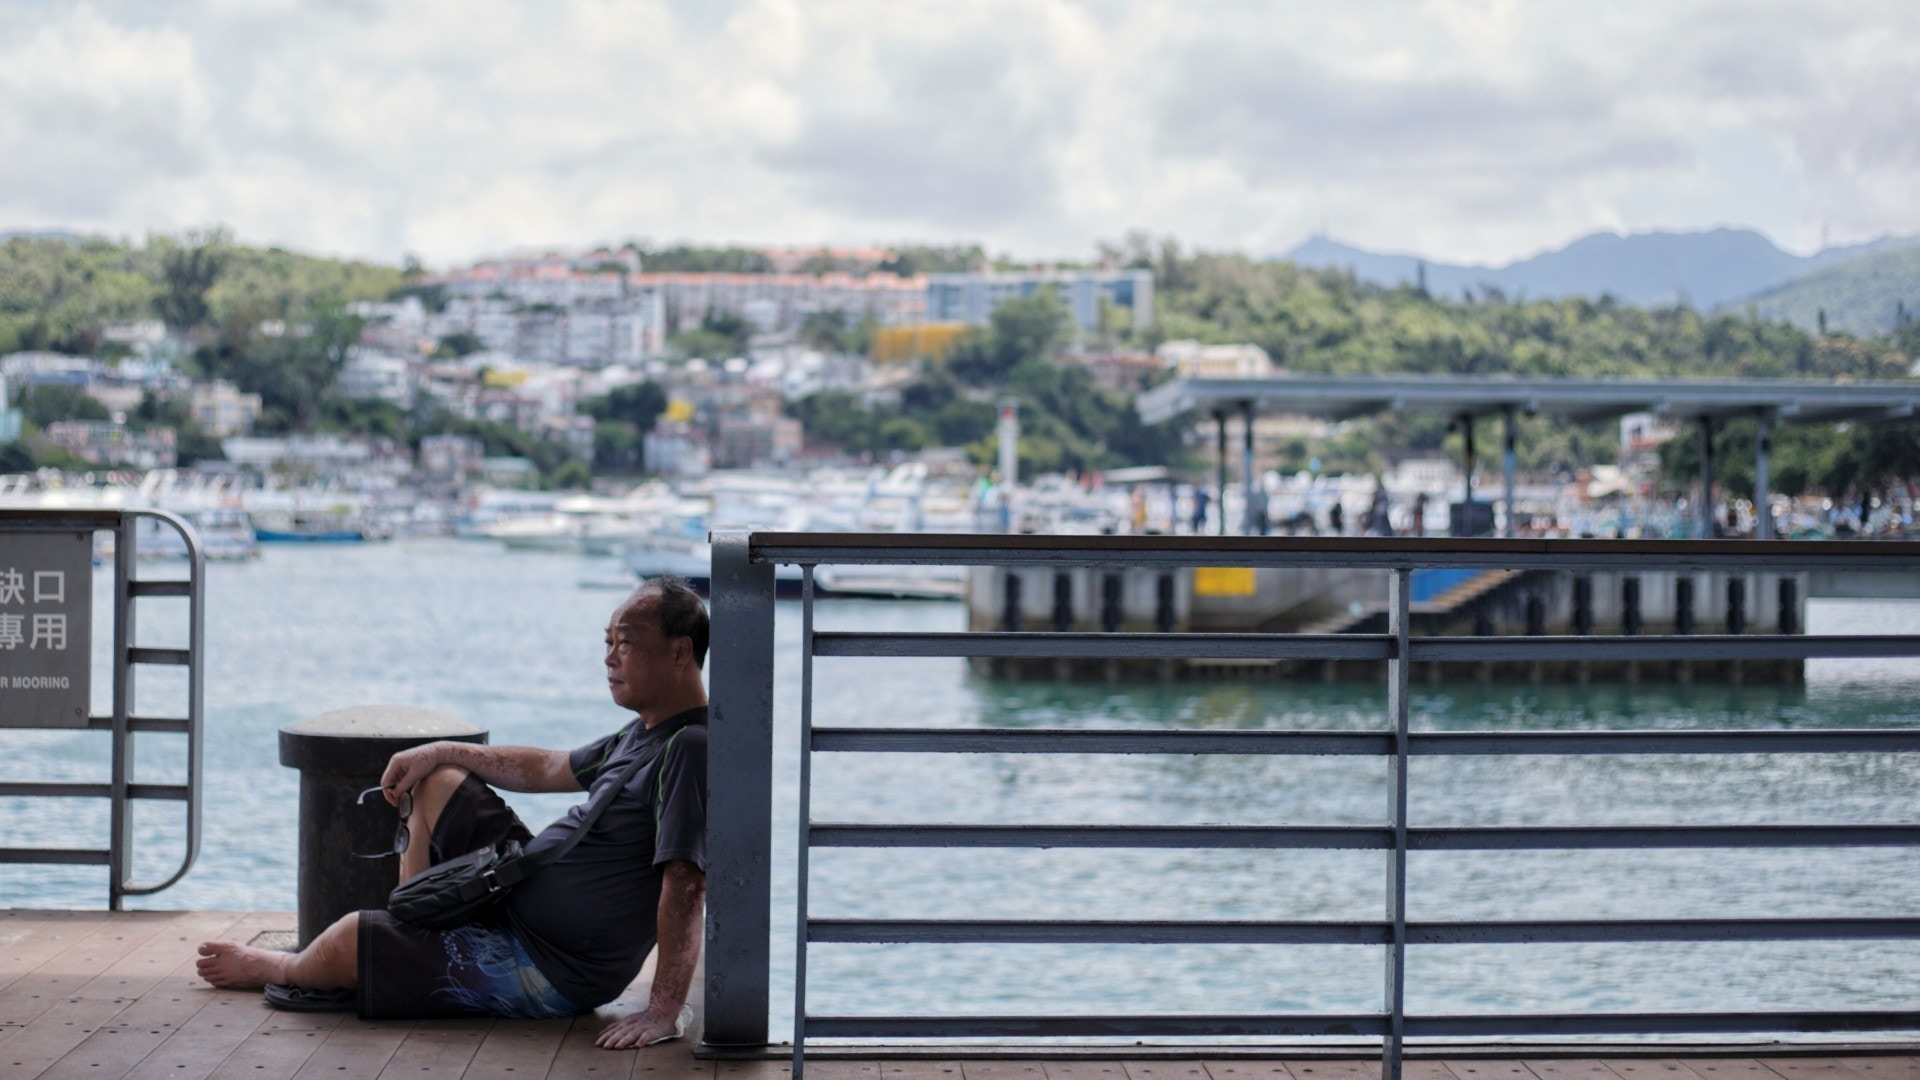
top-left (263, 982), bottom-right (356, 1012)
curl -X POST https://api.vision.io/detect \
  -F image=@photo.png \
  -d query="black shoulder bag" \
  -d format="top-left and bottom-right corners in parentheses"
top-left (387, 726), bottom-right (660, 930)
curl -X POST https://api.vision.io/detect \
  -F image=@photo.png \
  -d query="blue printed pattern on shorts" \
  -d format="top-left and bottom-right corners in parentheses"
top-left (432, 924), bottom-right (578, 1019)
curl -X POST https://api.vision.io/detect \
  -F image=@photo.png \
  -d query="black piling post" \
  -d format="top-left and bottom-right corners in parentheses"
top-left (1101, 573), bottom-right (1123, 633)
top-left (1778, 577), bottom-right (1799, 635)
top-left (1622, 577), bottom-right (1642, 636)
top-left (1052, 572), bottom-right (1074, 632)
top-left (1675, 577), bottom-right (1695, 635)
top-left (1002, 572), bottom-right (1022, 633)
top-left (1726, 577), bottom-right (1746, 634)
top-left (1572, 575), bottom-right (1593, 635)
top-left (1154, 573), bottom-right (1176, 633)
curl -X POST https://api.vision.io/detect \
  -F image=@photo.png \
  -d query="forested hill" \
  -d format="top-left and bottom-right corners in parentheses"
top-left (1151, 250), bottom-right (1914, 382)
top-left (0, 232), bottom-right (402, 356)
top-left (1743, 245), bottom-right (1920, 339)
top-left (1283, 228), bottom-right (1920, 313)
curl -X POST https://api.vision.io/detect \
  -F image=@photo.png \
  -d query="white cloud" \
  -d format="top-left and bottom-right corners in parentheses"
top-left (3, 0), bottom-right (1918, 266)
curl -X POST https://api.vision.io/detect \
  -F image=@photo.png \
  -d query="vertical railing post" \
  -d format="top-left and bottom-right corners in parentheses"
top-left (1383, 567), bottom-right (1411, 1080)
top-left (793, 566), bottom-right (816, 1080)
top-left (706, 530), bottom-right (775, 1048)
top-left (108, 514), bottom-right (136, 909)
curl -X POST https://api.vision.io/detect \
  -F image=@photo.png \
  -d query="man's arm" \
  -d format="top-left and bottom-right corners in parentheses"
top-left (381, 740), bottom-right (580, 797)
top-left (596, 859), bottom-right (706, 1050)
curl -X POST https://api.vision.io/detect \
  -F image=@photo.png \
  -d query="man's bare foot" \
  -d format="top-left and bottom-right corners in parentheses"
top-left (196, 941), bottom-right (291, 990)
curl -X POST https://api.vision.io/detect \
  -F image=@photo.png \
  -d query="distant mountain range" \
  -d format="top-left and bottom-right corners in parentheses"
top-left (1282, 228), bottom-right (1920, 334)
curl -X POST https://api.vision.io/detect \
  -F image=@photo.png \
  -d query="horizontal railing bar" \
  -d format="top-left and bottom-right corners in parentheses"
top-left (803, 1011), bottom-right (1920, 1040)
top-left (1403, 1011), bottom-right (1920, 1037)
top-left (810, 920), bottom-right (1387, 944)
top-left (1417, 730), bottom-right (1920, 755)
top-left (1412, 825), bottom-right (1920, 850)
top-left (129, 783), bottom-right (190, 802)
top-left (809, 728), bottom-right (1920, 756)
top-left (0, 781), bottom-right (192, 801)
top-left (810, 824), bottom-right (1391, 849)
top-left (0, 848), bottom-right (111, 865)
top-left (810, 823), bottom-right (1919, 850)
top-left (128, 579), bottom-right (193, 597)
top-left (1413, 635), bottom-right (1920, 662)
top-left (809, 631), bottom-right (1920, 665)
top-left (812, 729), bottom-right (1391, 755)
top-left (128, 647), bottom-right (191, 666)
top-left (746, 532), bottom-right (1920, 572)
top-left (805, 1015), bottom-right (1390, 1038)
top-left (0, 782), bottom-right (108, 798)
top-left (814, 632), bottom-right (1392, 661)
top-left (1413, 917), bottom-right (1920, 944)
top-left (805, 917), bottom-right (1920, 945)
top-left (83, 715), bottom-right (193, 734)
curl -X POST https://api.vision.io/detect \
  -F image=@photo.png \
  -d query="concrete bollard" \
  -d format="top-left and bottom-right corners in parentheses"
top-left (278, 705), bottom-right (488, 948)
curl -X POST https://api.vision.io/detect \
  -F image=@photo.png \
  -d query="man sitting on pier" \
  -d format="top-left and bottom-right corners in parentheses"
top-left (196, 577), bottom-right (710, 1051)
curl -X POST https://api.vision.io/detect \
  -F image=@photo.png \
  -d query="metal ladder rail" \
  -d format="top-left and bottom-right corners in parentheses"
top-left (0, 509), bottom-right (206, 908)
top-left (111, 509), bottom-right (207, 906)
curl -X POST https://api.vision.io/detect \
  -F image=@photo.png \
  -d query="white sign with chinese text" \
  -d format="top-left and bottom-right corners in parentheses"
top-left (0, 531), bottom-right (93, 727)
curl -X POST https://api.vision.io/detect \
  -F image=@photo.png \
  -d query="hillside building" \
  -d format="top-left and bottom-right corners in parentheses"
top-left (925, 268), bottom-right (1154, 333)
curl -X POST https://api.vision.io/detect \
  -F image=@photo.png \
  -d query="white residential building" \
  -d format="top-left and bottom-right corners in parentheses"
top-left (338, 348), bottom-right (416, 405)
top-left (190, 381), bottom-right (263, 437)
top-left (924, 268), bottom-right (1154, 333)
top-left (1155, 340), bottom-right (1276, 378)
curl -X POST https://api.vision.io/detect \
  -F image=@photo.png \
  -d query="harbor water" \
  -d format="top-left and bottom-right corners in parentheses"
top-left (1, 538), bottom-right (1917, 1039)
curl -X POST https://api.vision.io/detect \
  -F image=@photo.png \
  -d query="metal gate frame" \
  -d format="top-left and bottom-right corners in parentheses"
top-left (0, 507), bottom-right (206, 908)
top-left (703, 532), bottom-right (1920, 1076)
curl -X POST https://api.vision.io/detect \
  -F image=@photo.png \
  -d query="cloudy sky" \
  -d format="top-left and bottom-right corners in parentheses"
top-left (3, 0), bottom-right (1916, 269)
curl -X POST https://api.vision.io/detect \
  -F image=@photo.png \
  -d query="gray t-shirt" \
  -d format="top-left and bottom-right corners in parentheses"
top-left (504, 706), bottom-right (707, 1008)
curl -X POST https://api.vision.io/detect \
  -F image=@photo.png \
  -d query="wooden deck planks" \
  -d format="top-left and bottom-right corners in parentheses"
top-left (1201, 1061), bottom-right (1294, 1080)
top-left (199, 1008), bottom-right (348, 1080)
top-left (1045, 1062), bottom-right (1129, 1080)
top-left (376, 1020), bottom-right (494, 1080)
top-left (458, 1018), bottom-right (569, 1080)
top-left (7, 913), bottom-right (1920, 1080)
top-left (0, 911), bottom-right (107, 993)
top-left (41, 910), bottom-right (280, 1080)
top-left (286, 1015), bottom-right (417, 1080)
top-left (0, 911), bottom-right (244, 1076)
top-left (1523, 1061), bottom-right (1626, 1080)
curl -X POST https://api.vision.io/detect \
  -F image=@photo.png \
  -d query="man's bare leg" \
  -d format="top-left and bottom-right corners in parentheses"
top-left (399, 764), bottom-right (471, 882)
top-left (197, 911), bottom-right (359, 991)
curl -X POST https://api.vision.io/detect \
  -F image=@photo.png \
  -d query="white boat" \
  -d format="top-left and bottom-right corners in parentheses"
top-left (137, 506), bottom-right (258, 561)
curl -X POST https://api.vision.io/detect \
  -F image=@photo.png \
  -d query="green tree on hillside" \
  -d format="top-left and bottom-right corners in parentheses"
top-left (154, 230), bottom-right (230, 338)
top-left (197, 307), bottom-right (361, 432)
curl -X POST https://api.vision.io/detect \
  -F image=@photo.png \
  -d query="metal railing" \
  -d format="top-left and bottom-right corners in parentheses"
top-left (699, 533), bottom-right (1920, 1075)
top-left (0, 508), bottom-right (207, 907)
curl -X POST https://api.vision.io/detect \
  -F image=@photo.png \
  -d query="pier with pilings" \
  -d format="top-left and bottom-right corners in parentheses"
top-left (964, 559), bottom-right (1816, 682)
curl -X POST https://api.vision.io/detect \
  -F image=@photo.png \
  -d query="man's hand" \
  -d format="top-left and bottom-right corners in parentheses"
top-left (379, 742), bottom-right (452, 803)
top-left (596, 1002), bottom-right (692, 1049)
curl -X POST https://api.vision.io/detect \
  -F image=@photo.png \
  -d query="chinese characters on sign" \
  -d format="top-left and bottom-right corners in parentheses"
top-left (0, 531), bottom-right (93, 727)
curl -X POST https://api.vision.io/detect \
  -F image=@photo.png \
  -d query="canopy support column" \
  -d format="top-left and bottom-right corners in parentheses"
top-left (1213, 409), bottom-right (1227, 537)
top-left (1754, 411), bottom-right (1773, 540)
top-left (1459, 414), bottom-right (1475, 506)
top-left (1699, 416), bottom-right (1717, 538)
top-left (1241, 401), bottom-right (1256, 535)
top-left (1502, 405), bottom-right (1517, 538)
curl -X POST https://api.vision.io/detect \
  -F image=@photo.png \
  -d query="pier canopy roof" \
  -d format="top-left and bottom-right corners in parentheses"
top-left (1136, 374), bottom-right (1920, 427)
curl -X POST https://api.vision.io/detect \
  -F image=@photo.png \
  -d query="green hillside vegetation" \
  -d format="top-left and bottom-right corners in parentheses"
top-left (6, 232), bottom-right (1918, 498)
top-left (1, 231), bottom-right (401, 357)
top-left (0, 231), bottom-right (588, 479)
top-left (1741, 244), bottom-right (1920, 338)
